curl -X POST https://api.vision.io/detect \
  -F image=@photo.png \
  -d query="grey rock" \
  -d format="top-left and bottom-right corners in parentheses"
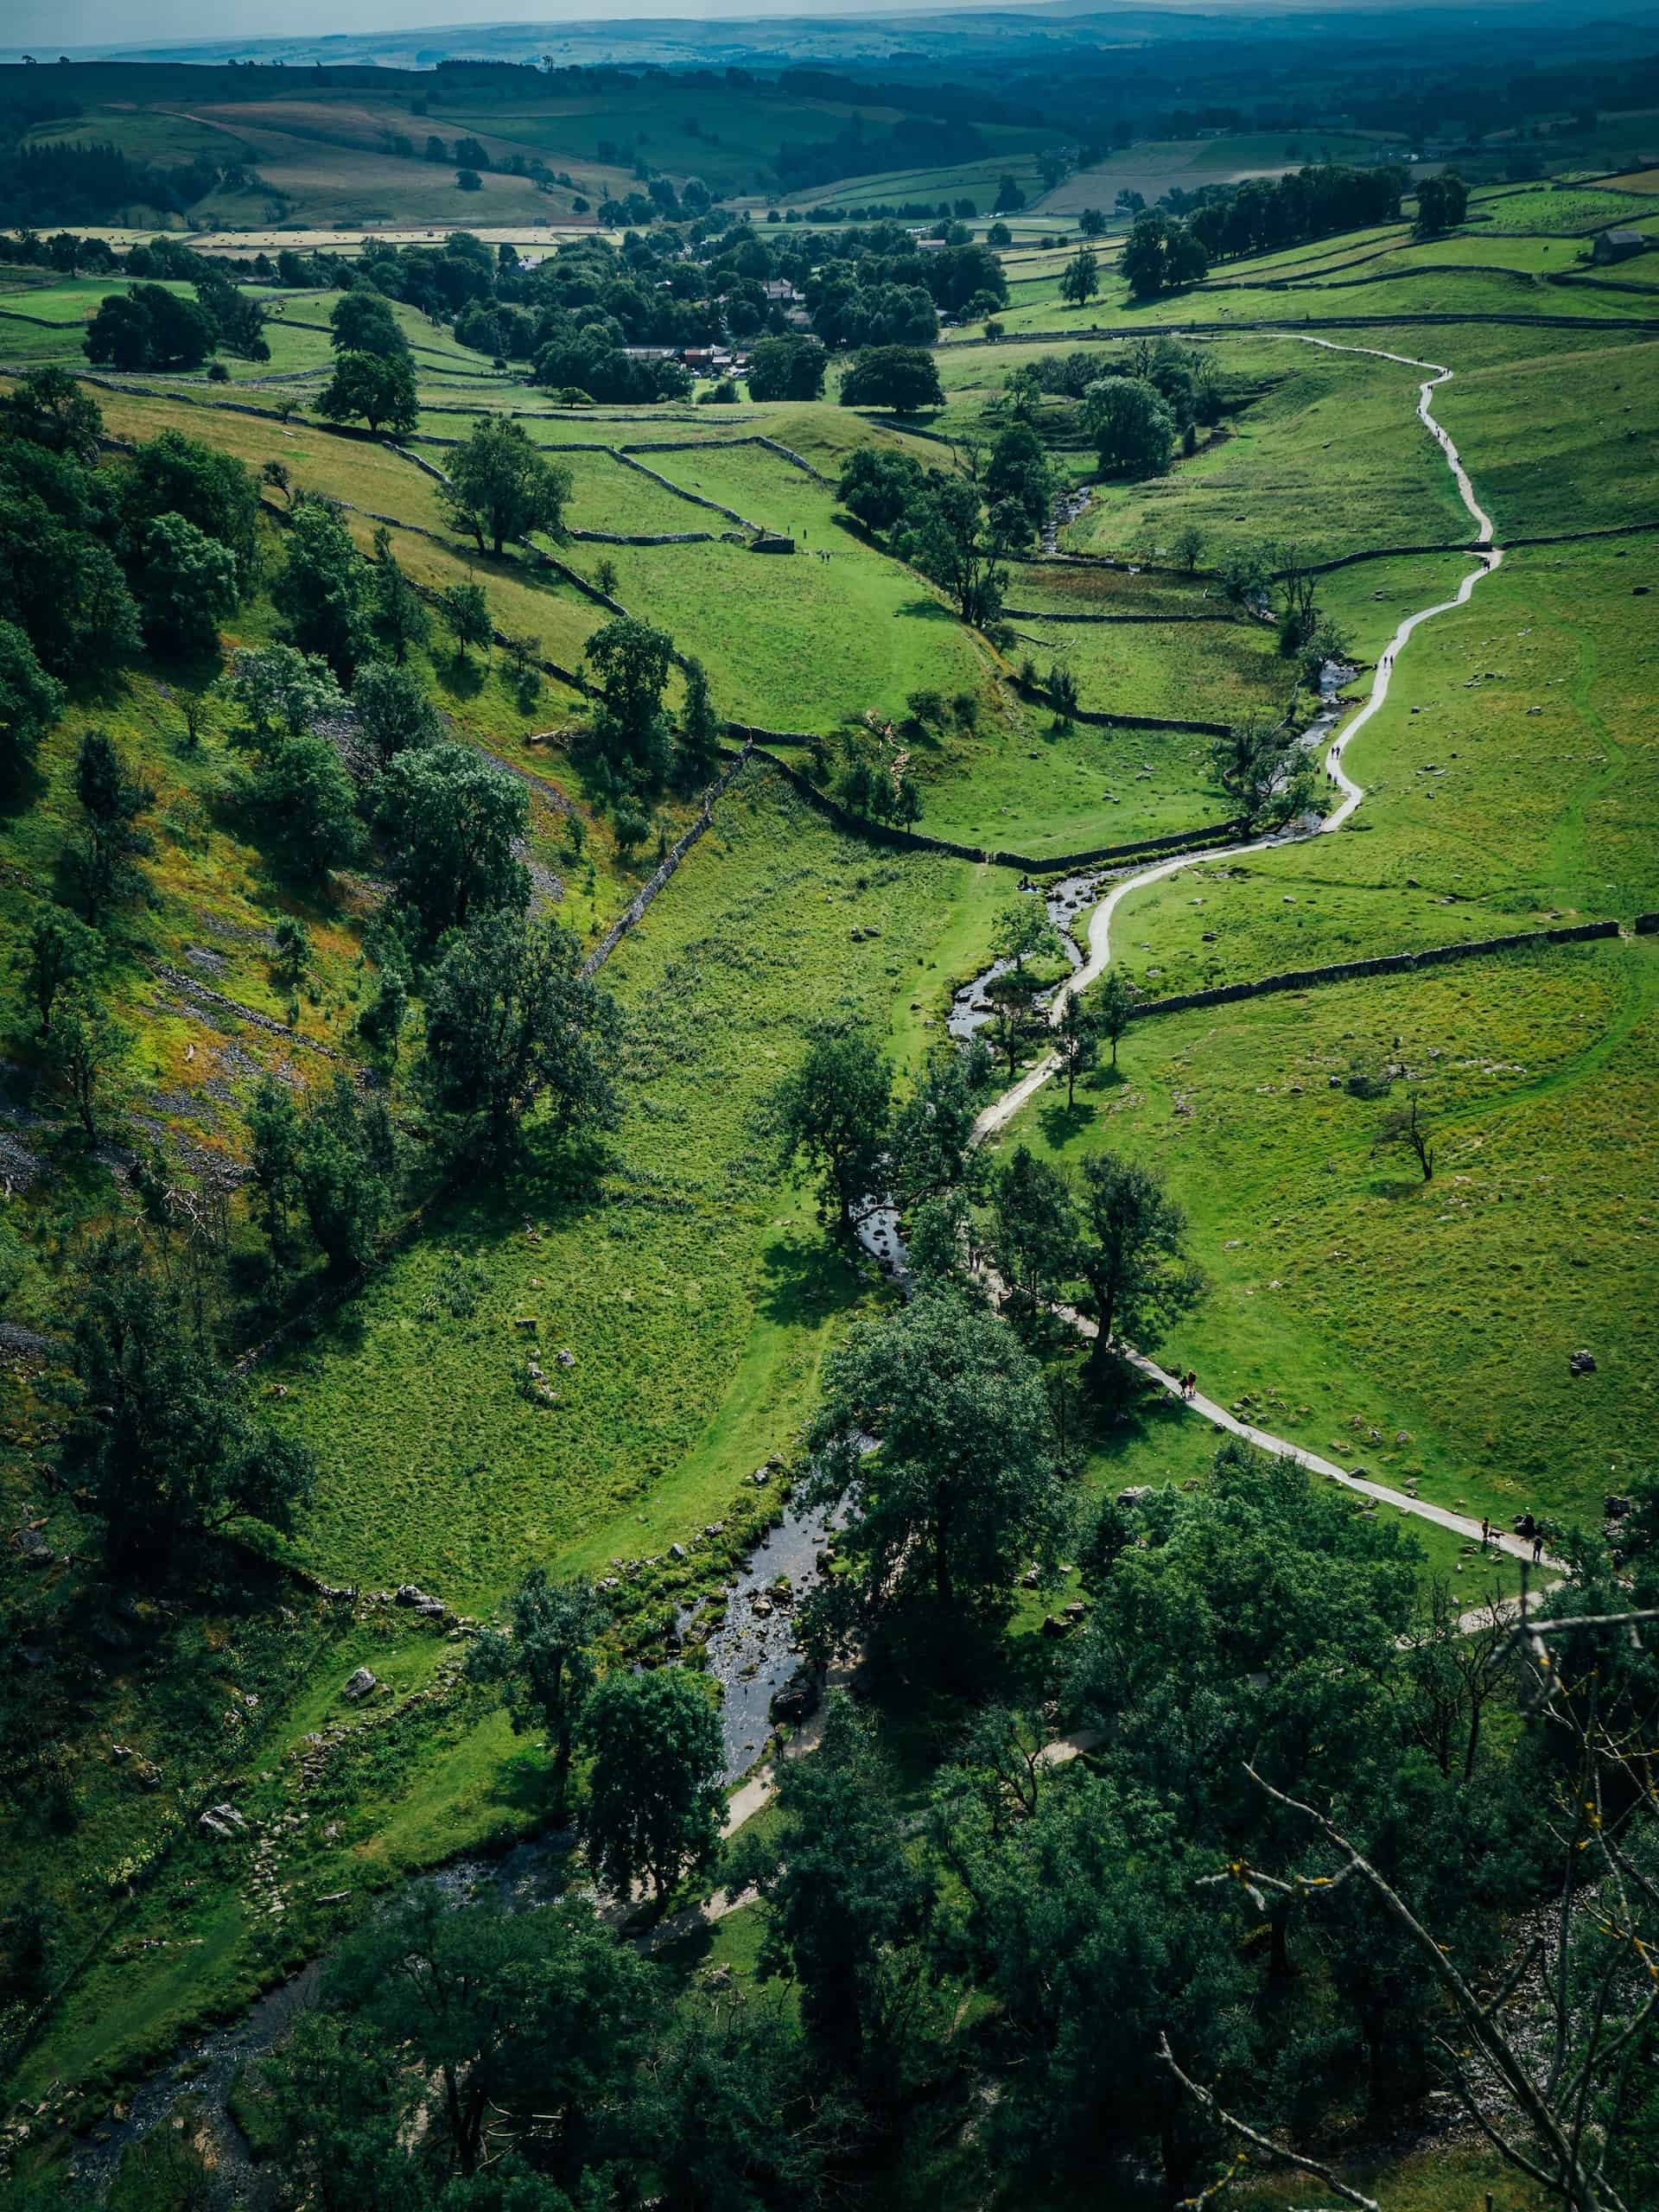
top-left (341, 1668), bottom-right (378, 1702)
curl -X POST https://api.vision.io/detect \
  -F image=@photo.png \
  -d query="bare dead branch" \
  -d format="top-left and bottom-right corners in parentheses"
top-left (1154, 2032), bottom-right (1381, 2212)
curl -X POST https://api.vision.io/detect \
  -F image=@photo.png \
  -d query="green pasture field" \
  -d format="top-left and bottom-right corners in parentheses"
top-left (1058, 335), bottom-right (1475, 563)
top-left (1434, 336), bottom-right (1659, 536)
top-left (558, 486), bottom-right (989, 735)
top-left (1465, 181), bottom-right (1659, 232)
top-left (436, 85), bottom-right (921, 195)
top-left (185, 118), bottom-right (563, 229)
top-left (1033, 131), bottom-right (1402, 217)
top-left (761, 148), bottom-right (1055, 216)
top-left (995, 932), bottom-right (1659, 1533)
top-left (540, 445), bottom-right (731, 537)
top-left (1007, 605), bottom-right (1294, 728)
top-left (263, 766), bottom-right (980, 1598)
top-left (1095, 537), bottom-right (1659, 1004)
top-left (1005, 563), bottom-right (1229, 620)
top-left (25, 104), bottom-right (256, 168)
top-left (1218, 235), bottom-right (1625, 294)
top-left (911, 715), bottom-right (1224, 857)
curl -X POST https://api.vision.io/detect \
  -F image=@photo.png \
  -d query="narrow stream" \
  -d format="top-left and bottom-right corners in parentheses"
top-left (64, 340), bottom-right (1499, 2203)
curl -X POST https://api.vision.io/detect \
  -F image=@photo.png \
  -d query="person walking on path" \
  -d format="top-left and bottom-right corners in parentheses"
top-left (1181, 1369), bottom-right (1197, 1401)
top-left (1480, 1516), bottom-right (1491, 1551)
top-left (1532, 1526), bottom-right (1545, 1565)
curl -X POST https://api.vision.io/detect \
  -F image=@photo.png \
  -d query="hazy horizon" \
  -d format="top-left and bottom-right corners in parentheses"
top-left (6, 0), bottom-right (1536, 68)
top-left (6, 0), bottom-right (1069, 61)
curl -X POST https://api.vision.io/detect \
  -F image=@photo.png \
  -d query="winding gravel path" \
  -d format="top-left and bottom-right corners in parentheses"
top-left (972, 340), bottom-right (1535, 1567)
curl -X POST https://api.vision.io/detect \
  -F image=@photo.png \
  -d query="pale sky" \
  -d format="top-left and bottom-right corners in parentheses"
top-left (4, 0), bottom-right (1038, 56)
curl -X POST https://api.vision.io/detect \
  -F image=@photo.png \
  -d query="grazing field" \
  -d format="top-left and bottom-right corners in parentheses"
top-left (1433, 337), bottom-right (1659, 535)
top-left (1033, 130), bottom-right (1403, 215)
top-left (563, 518), bottom-right (989, 736)
top-left (1100, 534), bottom-right (1659, 1001)
top-left (1007, 605), bottom-right (1294, 727)
top-left (264, 768), bottom-right (980, 1599)
top-left (994, 937), bottom-right (1658, 1531)
top-left (1465, 181), bottom-right (1659, 232)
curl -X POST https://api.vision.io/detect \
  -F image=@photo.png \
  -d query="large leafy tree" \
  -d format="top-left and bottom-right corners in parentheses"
top-left (988, 1142), bottom-right (1077, 1322)
top-left (581, 615), bottom-right (674, 788)
top-left (21, 903), bottom-right (98, 1037)
top-left (839, 346), bottom-right (944, 414)
top-left (441, 417), bottom-right (572, 556)
top-left (1071, 1147), bottom-right (1202, 1372)
top-left (746, 334), bottom-right (827, 402)
top-left (897, 470), bottom-right (1027, 626)
top-left (769, 1026), bottom-right (892, 1236)
top-left (249, 731), bottom-right (360, 881)
top-left (1058, 245), bottom-right (1102, 308)
top-left (0, 365), bottom-right (103, 461)
top-left (292, 1073), bottom-right (397, 1273)
top-left (627, 2008), bottom-right (842, 2212)
top-left (367, 525), bottom-right (429, 664)
top-left (418, 909), bottom-right (621, 1160)
top-left (328, 288), bottom-right (409, 357)
top-left (887, 1046), bottom-right (982, 1216)
top-left (836, 446), bottom-right (925, 535)
top-left (226, 644), bottom-right (347, 753)
top-left (985, 420), bottom-right (1055, 530)
top-left (60, 1238), bottom-right (317, 1574)
top-left (732, 1694), bottom-right (934, 2073)
top-left (1120, 208), bottom-right (1209, 299)
top-left (1082, 375), bottom-right (1175, 478)
top-left (439, 580), bottom-right (493, 665)
top-left (322, 1891), bottom-right (653, 2180)
top-left (0, 481), bottom-right (141, 677)
top-left (376, 741), bottom-right (529, 940)
top-left (1209, 713), bottom-right (1319, 829)
top-left (804, 1288), bottom-right (1070, 1649)
top-left (119, 429), bottom-right (261, 594)
top-left (466, 1570), bottom-right (608, 1823)
top-left (135, 512), bottom-right (239, 656)
top-left (73, 729), bottom-right (155, 924)
top-left (930, 1761), bottom-right (1254, 2194)
top-left (582, 1667), bottom-right (725, 1906)
top-left (273, 496), bottom-right (372, 679)
top-left (671, 654), bottom-right (721, 795)
top-left (86, 283), bottom-right (218, 371)
top-left (0, 618), bottom-right (65, 779)
top-left (352, 658), bottom-right (442, 769)
top-left (318, 349), bottom-right (419, 438)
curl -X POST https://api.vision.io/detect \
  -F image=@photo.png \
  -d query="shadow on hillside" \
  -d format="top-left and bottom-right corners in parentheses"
top-left (753, 1221), bottom-right (867, 1334)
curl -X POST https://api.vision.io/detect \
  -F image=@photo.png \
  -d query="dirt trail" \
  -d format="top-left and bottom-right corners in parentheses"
top-left (971, 339), bottom-right (1526, 1572)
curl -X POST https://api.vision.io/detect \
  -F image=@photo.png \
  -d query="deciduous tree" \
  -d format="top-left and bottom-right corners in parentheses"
top-left (804, 1288), bottom-right (1069, 1647)
top-left (377, 741), bottom-right (529, 939)
top-left (418, 908), bottom-right (620, 1160)
top-left (1071, 1148), bottom-right (1201, 1373)
top-left (441, 417), bottom-right (572, 557)
top-left (466, 1570), bottom-right (608, 1823)
top-left (61, 1238), bottom-right (317, 1573)
top-left (317, 349), bottom-right (418, 437)
top-left (582, 1668), bottom-right (725, 1906)
top-left (769, 1026), bottom-right (893, 1236)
